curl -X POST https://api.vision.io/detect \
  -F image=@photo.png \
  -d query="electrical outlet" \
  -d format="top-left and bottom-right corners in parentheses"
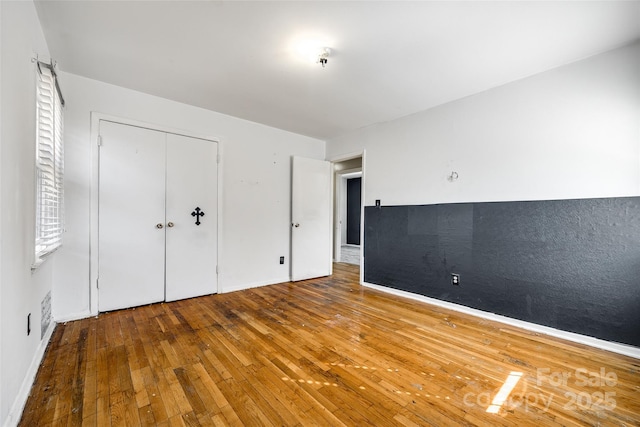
top-left (451, 273), bottom-right (460, 286)
top-left (279, 256), bottom-right (285, 265)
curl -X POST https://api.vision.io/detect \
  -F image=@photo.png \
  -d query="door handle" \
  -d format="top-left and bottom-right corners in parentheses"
top-left (293, 223), bottom-right (300, 228)
top-left (167, 222), bottom-right (174, 228)
top-left (156, 223), bottom-right (164, 229)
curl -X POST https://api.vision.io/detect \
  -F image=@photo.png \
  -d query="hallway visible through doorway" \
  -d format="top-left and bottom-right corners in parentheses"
top-left (333, 156), bottom-right (362, 267)
top-left (340, 244), bottom-right (360, 265)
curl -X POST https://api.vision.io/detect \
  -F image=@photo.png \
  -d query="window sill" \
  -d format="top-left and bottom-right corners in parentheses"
top-left (31, 247), bottom-right (60, 272)
top-left (31, 257), bottom-right (47, 272)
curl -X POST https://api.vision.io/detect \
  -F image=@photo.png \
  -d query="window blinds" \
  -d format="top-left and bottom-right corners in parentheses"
top-left (35, 65), bottom-right (64, 259)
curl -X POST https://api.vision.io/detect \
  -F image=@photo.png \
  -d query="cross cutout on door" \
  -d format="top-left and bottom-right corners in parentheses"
top-left (191, 207), bottom-right (205, 225)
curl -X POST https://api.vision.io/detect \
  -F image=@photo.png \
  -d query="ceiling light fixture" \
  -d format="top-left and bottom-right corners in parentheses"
top-left (317, 47), bottom-right (330, 68)
top-left (291, 36), bottom-right (333, 67)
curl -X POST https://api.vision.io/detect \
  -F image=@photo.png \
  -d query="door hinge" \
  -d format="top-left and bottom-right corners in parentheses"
top-left (96, 277), bottom-right (99, 289)
top-left (97, 135), bottom-right (103, 146)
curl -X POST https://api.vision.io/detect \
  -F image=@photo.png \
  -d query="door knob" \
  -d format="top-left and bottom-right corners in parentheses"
top-left (156, 223), bottom-right (164, 229)
top-left (167, 222), bottom-right (174, 228)
top-left (293, 223), bottom-right (300, 228)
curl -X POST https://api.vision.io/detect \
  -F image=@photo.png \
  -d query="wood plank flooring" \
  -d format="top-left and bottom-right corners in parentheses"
top-left (20, 263), bottom-right (640, 426)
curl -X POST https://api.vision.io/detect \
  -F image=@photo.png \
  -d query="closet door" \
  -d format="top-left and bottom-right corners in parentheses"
top-left (165, 134), bottom-right (218, 301)
top-left (98, 121), bottom-right (167, 311)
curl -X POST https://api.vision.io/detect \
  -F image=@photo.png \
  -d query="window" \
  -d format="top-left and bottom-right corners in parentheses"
top-left (35, 63), bottom-right (64, 262)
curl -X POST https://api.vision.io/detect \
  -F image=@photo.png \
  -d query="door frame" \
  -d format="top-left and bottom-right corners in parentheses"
top-left (330, 150), bottom-right (366, 284)
top-left (89, 112), bottom-right (222, 315)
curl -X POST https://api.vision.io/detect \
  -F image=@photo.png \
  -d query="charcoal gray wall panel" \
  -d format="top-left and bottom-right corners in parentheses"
top-left (364, 197), bottom-right (640, 347)
top-left (346, 177), bottom-right (362, 245)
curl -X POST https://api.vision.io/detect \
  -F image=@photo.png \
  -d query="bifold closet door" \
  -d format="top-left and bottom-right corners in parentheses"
top-left (98, 121), bottom-right (167, 312)
top-left (165, 134), bottom-right (218, 301)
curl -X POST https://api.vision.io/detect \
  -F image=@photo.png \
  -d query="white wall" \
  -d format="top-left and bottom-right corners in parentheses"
top-left (0, 2), bottom-right (56, 426)
top-left (1, 1), bottom-right (4, 421)
top-left (0, 0), bottom-right (4, 420)
top-left (54, 72), bottom-right (325, 320)
top-left (327, 42), bottom-right (640, 206)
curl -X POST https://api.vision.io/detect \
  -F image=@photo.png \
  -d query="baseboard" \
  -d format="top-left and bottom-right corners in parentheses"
top-left (362, 281), bottom-right (640, 360)
top-left (3, 322), bottom-right (56, 427)
top-left (54, 310), bottom-right (93, 323)
top-left (222, 276), bottom-right (292, 294)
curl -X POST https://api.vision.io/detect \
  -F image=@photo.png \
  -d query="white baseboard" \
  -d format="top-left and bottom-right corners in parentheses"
top-left (222, 276), bottom-right (292, 294)
top-left (362, 281), bottom-right (640, 360)
top-left (3, 322), bottom-right (56, 427)
top-left (54, 310), bottom-right (93, 323)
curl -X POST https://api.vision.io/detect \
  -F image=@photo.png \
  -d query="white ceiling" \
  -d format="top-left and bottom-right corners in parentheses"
top-left (35, 1), bottom-right (640, 140)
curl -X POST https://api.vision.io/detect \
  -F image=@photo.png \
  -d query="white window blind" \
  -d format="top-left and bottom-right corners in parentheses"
top-left (35, 64), bottom-right (64, 260)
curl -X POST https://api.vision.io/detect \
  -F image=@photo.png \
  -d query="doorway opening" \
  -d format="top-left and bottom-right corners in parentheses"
top-left (333, 156), bottom-right (363, 267)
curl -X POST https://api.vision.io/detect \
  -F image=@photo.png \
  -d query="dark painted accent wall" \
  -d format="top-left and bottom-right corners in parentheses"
top-left (346, 177), bottom-right (362, 245)
top-left (364, 197), bottom-right (640, 347)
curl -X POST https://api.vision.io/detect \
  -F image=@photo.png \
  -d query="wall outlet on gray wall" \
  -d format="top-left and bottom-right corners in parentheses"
top-left (451, 273), bottom-right (460, 286)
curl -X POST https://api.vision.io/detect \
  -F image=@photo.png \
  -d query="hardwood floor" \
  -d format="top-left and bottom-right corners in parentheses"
top-left (20, 263), bottom-right (640, 426)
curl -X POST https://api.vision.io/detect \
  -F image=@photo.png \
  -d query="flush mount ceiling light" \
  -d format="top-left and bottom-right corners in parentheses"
top-left (291, 36), bottom-right (333, 68)
top-left (317, 47), bottom-right (330, 68)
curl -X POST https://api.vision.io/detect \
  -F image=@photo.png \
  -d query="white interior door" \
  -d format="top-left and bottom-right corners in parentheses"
top-left (291, 156), bottom-right (332, 281)
top-left (98, 121), bottom-right (166, 311)
top-left (165, 134), bottom-right (218, 301)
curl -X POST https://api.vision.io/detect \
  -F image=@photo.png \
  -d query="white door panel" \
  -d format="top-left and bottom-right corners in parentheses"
top-left (98, 121), bottom-right (166, 311)
top-left (165, 134), bottom-right (218, 301)
top-left (98, 121), bottom-right (218, 311)
top-left (291, 156), bottom-right (332, 281)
